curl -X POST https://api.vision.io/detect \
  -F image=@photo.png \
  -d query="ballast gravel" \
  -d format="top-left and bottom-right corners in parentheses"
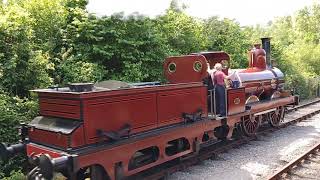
top-left (169, 103), bottom-right (320, 180)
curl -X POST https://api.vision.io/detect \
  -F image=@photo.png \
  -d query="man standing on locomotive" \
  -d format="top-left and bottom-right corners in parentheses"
top-left (213, 63), bottom-right (228, 117)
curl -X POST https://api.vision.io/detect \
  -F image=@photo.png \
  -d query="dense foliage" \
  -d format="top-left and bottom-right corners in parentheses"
top-left (0, 0), bottom-right (319, 178)
top-left (0, 91), bottom-right (37, 177)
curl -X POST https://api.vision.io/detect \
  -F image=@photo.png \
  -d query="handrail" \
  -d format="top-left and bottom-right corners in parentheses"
top-left (208, 88), bottom-right (217, 119)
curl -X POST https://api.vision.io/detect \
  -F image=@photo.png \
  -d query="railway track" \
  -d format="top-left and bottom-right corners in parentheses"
top-left (267, 141), bottom-right (320, 180)
top-left (131, 98), bottom-right (320, 180)
top-left (287, 98), bottom-right (320, 113)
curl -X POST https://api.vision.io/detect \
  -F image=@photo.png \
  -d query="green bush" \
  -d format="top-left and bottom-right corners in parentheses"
top-left (1, 170), bottom-right (25, 180)
top-left (0, 91), bottom-right (38, 178)
top-left (57, 56), bottom-right (106, 84)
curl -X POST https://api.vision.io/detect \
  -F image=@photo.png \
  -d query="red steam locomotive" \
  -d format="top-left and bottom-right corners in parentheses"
top-left (0, 38), bottom-right (298, 180)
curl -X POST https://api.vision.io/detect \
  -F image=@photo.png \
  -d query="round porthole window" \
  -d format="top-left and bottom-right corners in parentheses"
top-left (168, 62), bottom-right (176, 73)
top-left (193, 61), bottom-right (202, 72)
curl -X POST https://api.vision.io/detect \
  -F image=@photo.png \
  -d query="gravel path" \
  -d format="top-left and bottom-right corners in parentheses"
top-left (169, 103), bottom-right (320, 180)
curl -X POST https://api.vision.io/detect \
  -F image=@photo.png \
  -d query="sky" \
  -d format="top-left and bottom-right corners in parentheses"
top-left (87, 0), bottom-right (318, 26)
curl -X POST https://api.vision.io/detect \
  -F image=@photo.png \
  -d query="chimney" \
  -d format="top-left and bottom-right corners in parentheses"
top-left (261, 37), bottom-right (271, 68)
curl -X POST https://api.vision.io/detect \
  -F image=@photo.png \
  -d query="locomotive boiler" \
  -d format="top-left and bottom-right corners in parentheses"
top-left (0, 38), bottom-right (298, 180)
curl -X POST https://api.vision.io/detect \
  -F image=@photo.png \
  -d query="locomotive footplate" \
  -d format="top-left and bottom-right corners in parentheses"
top-left (248, 96), bottom-right (296, 114)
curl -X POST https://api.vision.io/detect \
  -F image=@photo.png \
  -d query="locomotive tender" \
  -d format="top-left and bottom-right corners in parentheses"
top-left (0, 38), bottom-right (298, 180)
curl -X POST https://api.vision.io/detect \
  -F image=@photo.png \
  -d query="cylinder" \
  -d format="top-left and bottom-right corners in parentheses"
top-left (261, 37), bottom-right (271, 68)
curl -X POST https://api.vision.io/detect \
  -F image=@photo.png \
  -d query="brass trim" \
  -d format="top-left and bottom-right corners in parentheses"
top-left (234, 97), bottom-right (241, 105)
top-left (168, 62), bottom-right (176, 73)
top-left (193, 61), bottom-right (202, 72)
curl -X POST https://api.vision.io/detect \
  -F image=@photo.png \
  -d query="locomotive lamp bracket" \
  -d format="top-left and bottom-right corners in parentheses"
top-left (182, 108), bottom-right (203, 123)
top-left (19, 123), bottom-right (29, 141)
top-left (97, 123), bottom-right (131, 141)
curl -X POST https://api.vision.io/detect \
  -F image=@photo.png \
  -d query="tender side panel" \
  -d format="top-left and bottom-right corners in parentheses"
top-left (84, 93), bottom-right (158, 142)
top-left (39, 97), bottom-right (81, 120)
top-left (157, 87), bottom-right (207, 126)
top-left (28, 126), bottom-right (85, 149)
top-left (29, 129), bottom-right (69, 148)
top-left (82, 85), bottom-right (207, 144)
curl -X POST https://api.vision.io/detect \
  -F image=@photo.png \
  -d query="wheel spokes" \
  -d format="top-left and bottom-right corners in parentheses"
top-left (241, 115), bottom-right (260, 136)
top-left (269, 107), bottom-right (283, 127)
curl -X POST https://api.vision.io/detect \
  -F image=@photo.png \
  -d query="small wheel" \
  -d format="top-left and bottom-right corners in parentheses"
top-left (76, 165), bottom-right (109, 180)
top-left (268, 107), bottom-right (284, 127)
top-left (241, 115), bottom-right (261, 136)
top-left (76, 168), bottom-right (89, 180)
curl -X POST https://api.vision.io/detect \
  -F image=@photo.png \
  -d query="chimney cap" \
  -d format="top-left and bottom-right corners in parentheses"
top-left (261, 37), bottom-right (272, 40)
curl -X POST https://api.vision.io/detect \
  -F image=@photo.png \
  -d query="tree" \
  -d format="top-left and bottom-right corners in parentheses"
top-left (63, 13), bottom-right (169, 82)
top-left (156, 8), bottom-right (207, 55)
top-left (0, 3), bottom-right (54, 96)
top-left (204, 17), bottom-right (250, 68)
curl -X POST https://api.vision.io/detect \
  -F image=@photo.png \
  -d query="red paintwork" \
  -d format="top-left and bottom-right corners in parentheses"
top-left (196, 51), bottom-right (230, 62)
top-left (83, 84), bottom-right (207, 143)
top-left (29, 128), bottom-right (69, 148)
top-left (247, 44), bottom-right (267, 70)
top-left (70, 126), bottom-right (86, 148)
top-left (250, 96), bottom-right (295, 113)
top-left (163, 55), bottom-right (208, 83)
top-left (83, 92), bottom-right (158, 142)
top-left (32, 83), bottom-right (207, 146)
top-left (28, 125), bottom-right (85, 149)
top-left (74, 117), bottom-right (238, 180)
top-left (166, 52), bottom-right (231, 83)
top-left (26, 143), bottom-right (62, 158)
top-left (39, 98), bottom-right (81, 120)
top-left (157, 87), bottom-right (207, 125)
top-left (227, 88), bottom-right (246, 115)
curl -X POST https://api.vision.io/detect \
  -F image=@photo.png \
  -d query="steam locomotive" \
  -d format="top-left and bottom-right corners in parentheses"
top-left (0, 38), bottom-right (298, 180)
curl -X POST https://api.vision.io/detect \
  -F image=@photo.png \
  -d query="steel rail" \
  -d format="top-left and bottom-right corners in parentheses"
top-left (287, 98), bottom-right (320, 113)
top-left (131, 99), bottom-right (320, 180)
top-left (267, 141), bottom-right (320, 180)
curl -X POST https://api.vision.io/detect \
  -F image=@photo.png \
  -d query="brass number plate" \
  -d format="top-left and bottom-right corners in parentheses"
top-left (234, 98), bottom-right (240, 105)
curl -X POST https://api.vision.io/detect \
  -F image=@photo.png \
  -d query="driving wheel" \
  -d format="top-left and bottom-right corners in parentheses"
top-left (268, 107), bottom-right (284, 127)
top-left (241, 115), bottom-right (261, 136)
